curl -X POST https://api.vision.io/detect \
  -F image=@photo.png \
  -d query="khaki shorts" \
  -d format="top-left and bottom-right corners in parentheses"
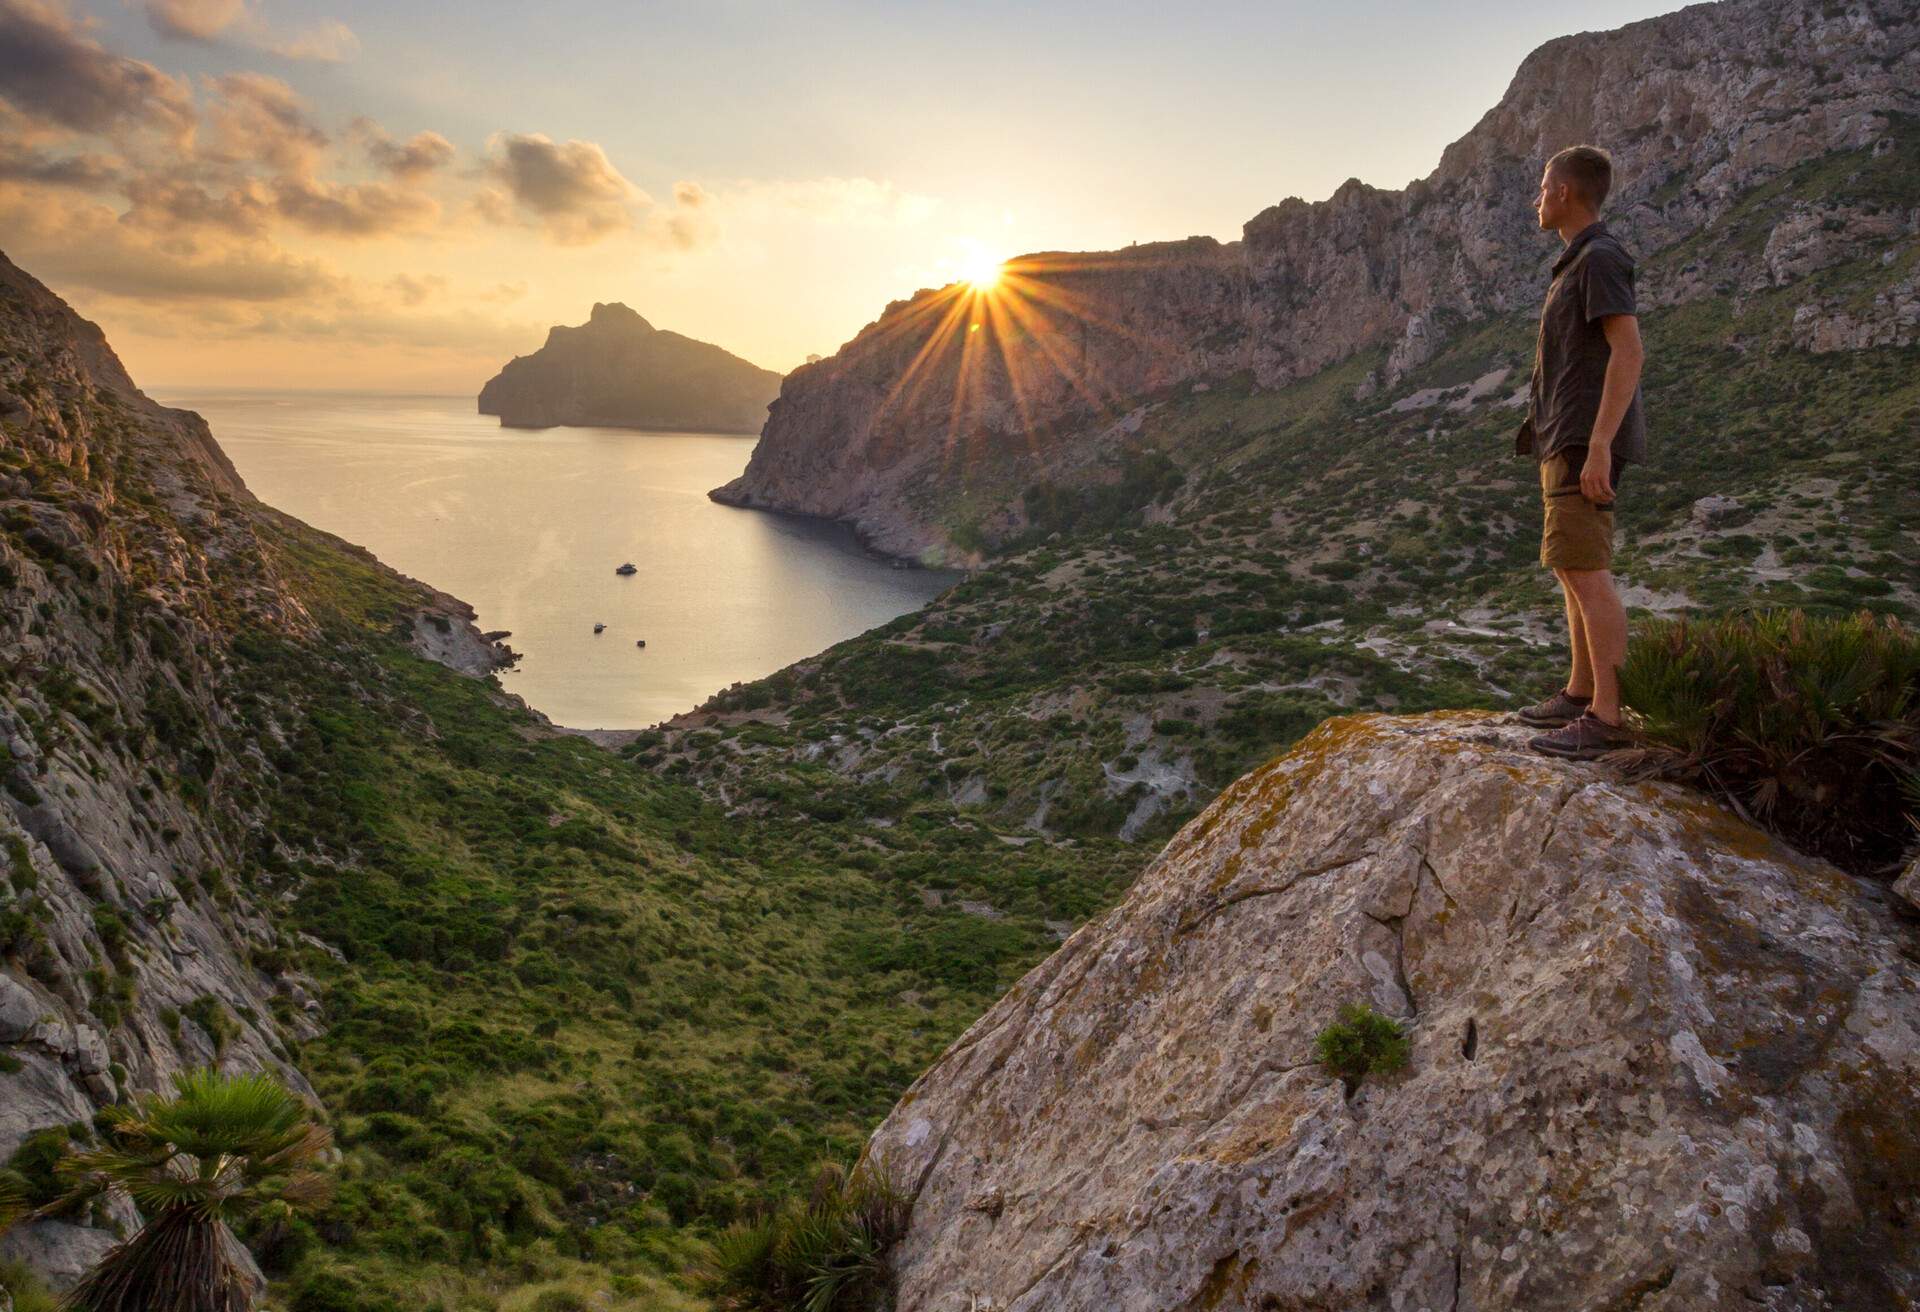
top-left (1540, 447), bottom-right (1623, 571)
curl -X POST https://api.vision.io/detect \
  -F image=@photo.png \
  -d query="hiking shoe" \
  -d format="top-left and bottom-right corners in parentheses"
top-left (1516, 688), bottom-right (1592, 727)
top-left (1529, 711), bottom-right (1632, 760)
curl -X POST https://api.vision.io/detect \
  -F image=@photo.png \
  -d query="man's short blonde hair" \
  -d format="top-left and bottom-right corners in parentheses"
top-left (1547, 145), bottom-right (1614, 209)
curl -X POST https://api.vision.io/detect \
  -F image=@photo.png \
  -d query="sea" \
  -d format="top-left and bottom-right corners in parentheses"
top-left (154, 389), bottom-right (957, 729)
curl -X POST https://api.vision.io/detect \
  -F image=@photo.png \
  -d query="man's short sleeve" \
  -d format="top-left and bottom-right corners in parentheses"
top-left (1580, 244), bottom-right (1637, 322)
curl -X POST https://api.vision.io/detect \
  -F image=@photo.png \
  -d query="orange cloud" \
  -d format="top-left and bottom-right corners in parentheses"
top-left (478, 132), bottom-right (640, 244)
top-left (137, 0), bottom-right (359, 63)
top-left (353, 120), bottom-right (456, 181)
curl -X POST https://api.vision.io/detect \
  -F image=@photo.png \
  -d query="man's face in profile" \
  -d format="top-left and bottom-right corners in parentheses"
top-left (1535, 166), bottom-right (1570, 231)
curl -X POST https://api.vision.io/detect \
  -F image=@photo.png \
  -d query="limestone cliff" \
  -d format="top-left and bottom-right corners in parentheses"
top-left (477, 301), bottom-right (783, 432)
top-left (714, 0), bottom-right (1920, 559)
top-left (0, 251), bottom-right (510, 1285)
top-left (865, 713), bottom-right (1920, 1311)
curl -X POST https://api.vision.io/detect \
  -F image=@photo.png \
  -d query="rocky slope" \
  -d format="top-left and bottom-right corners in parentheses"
top-left (0, 250), bottom-right (510, 1286)
top-left (713, 0), bottom-right (1920, 559)
top-left (864, 712), bottom-right (1920, 1311)
top-left (478, 302), bottom-right (783, 432)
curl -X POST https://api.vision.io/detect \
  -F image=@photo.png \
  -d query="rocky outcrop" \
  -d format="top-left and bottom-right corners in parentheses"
top-left (864, 713), bottom-right (1920, 1311)
top-left (477, 302), bottom-right (783, 432)
top-left (408, 598), bottom-right (519, 676)
top-left (1791, 269), bottom-right (1920, 351)
top-left (715, 0), bottom-right (1920, 559)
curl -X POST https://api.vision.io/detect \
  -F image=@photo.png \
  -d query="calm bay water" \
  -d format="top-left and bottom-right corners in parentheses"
top-left (157, 390), bottom-right (957, 729)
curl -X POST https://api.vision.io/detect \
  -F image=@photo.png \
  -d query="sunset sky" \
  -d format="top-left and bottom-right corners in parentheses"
top-left (0, 0), bottom-right (1685, 393)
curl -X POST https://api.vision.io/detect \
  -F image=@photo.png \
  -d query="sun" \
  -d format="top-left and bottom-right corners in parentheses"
top-left (959, 249), bottom-right (1004, 290)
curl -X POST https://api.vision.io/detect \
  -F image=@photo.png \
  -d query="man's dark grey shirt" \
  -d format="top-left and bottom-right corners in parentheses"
top-left (1515, 220), bottom-right (1647, 466)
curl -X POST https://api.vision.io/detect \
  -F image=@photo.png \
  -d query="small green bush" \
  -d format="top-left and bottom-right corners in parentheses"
top-left (1314, 1003), bottom-right (1410, 1087)
top-left (182, 994), bottom-right (237, 1054)
top-left (1621, 609), bottom-right (1919, 873)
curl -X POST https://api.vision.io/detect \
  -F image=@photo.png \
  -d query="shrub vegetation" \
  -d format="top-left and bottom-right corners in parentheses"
top-left (702, 1159), bottom-right (911, 1312)
top-left (1622, 609), bottom-right (1919, 873)
top-left (1314, 1003), bottom-right (1411, 1089)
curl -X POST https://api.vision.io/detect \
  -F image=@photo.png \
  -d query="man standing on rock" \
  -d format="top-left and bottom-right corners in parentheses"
top-left (1513, 144), bottom-right (1647, 759)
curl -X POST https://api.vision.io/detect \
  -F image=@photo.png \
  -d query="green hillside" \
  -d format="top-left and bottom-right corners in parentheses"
top-left (208, 514), bottom-right (1134, 1310)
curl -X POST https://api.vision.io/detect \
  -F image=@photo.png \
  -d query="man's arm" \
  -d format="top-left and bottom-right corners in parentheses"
top-left (1581, 313), bottom-right (1644, 502)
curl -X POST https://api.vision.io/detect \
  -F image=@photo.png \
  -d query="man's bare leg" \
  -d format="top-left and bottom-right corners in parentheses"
top-left (1560, 568), bottom-right (1627, 723)
top-left (1557, 572), bottom-right (1594, 699)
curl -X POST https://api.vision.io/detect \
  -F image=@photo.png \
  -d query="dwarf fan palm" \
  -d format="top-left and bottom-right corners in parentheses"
top-left (704, 1156), bottom-right (911, 1312)
top-left (52, 1069), bottom-right (332, 1312)
top-left (1620, 609), bottom-right (1920, 871)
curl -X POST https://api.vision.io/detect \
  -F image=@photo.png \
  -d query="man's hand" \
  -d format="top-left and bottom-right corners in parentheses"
top-left (1581, 314), bottom-right (1642, 504)
top-left (1580, 443), bottom-right (1614, 503)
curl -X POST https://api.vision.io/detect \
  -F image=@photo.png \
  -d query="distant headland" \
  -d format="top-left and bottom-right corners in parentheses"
top-left (477, 301), bottom-right (783, 433)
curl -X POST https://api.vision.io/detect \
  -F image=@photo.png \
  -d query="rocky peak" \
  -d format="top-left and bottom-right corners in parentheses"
top-left (0, 250), bottom-right (246, 505)
top-left (586, 301), bottom-right (654, 332)
top-left (865, 713), bottom-right (1920, 1310)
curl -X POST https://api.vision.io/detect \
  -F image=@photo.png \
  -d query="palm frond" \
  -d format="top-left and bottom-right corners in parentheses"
top-left (137, 1071), bottom-right (314, 1165)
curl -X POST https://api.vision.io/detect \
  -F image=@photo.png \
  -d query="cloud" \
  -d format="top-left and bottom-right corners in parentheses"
top-left (0, 184), bottom-right (339, 301)
top-left (352, 120), bottom-right (455, 181)
top-left (479, 280), bottom-right (528, 303)
top-left (0, 0), bottom-right (194, 139)
top-left (655, 179), bottom-right (717, 250)
top-left (63, 243), bottom-right (337, 301)
top-left (122, 172), bottom-right (272, 236)
top-left (119, 170), bottom-right (440, 243)
top-left (139, 1), bottom-right (358, 62)
top-left (142, 0), bottom-right (245, 40)
top-left (201, 72), bottom-right (327, 174)
top-left (0, 138), bottom-right (119, 189)
top-left (265, 19), bottom-right (356, 62)
top-left (271, 175), bottom-right (438, 237)
top-left (480, 131), bottom-right (639, 244)
top-left (384, 273), bottom-right (445, 307)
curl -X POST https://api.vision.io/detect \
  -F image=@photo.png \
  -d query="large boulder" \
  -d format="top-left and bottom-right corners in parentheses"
top-left (865, 712), bottom-right (1920, 1311)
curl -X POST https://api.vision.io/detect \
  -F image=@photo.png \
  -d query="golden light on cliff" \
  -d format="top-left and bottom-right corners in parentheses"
top-left (855, 249), bottom-right (1164, 480)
